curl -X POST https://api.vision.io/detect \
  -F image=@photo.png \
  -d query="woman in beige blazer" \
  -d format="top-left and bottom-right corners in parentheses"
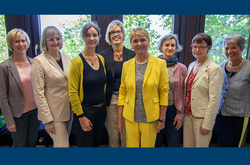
top-left (183, 33), bottom-right (223, 147)
top-left (31, 26), bottom-right (72, 147)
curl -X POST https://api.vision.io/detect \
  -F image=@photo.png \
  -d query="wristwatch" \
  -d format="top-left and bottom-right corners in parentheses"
top-left (158, 119), bottom-right (165, 123)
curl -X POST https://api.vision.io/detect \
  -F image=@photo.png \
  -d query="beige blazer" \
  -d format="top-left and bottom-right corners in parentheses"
top-left (0, 56), bottom-right (33, 126)
top-left (31, 52), bottom-right (71, 124)
top-left (185, 57), bottom-right (223, 130)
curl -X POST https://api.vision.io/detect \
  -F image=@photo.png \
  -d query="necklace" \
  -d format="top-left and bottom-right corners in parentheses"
top-left (136, 55), bottom-right (149, 65)
top-left (228, 59), bottom-right (244, 69)
top-left (114, 51), bottom-right (123, 60)
top-left (84, 53), bottom-right (96, 66)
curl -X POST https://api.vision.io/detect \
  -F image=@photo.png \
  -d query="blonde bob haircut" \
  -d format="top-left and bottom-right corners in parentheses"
top-left (105, 19), bottom-right (125, 45)
top-left (6, 28), bottom-right (30, 52)
top-left (129, 27), bottom-right (150, 44)
top-left (40, 26), bottom-right (63, 52)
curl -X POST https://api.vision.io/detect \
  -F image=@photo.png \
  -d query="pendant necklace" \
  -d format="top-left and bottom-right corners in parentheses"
top-left (114, 51), bottom-right (123, 60)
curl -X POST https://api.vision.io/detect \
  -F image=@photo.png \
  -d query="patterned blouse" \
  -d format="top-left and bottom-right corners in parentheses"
top-left (134, 63), bottom-right (157, 123)
top-left (184, 69), bottom-right (204, 119)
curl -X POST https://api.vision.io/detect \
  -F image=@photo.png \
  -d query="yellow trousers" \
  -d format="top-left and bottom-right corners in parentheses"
top-left (125, 118), bottom-right (157, 147)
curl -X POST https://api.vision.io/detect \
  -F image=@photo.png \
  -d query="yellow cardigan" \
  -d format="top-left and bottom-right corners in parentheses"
top-left (118, 54), bottom-right (169, 122)
top-left (68, 54), bottom-right (106, 116)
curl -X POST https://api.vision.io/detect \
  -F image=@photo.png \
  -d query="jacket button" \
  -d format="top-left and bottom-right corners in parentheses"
top-left (144, 92), bottom-right (146, 94)
top-left (145, 99), bottom-right (147, 102)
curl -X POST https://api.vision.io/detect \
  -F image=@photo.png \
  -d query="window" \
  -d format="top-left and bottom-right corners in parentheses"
top-left (0, 15), bottom-right (8, 63)
top-left (205, 15), bottom-right (250, 64)
top-left (40, 15), bottom-right (91, 59)
top-left (123, 15), bottom-right (173, 56)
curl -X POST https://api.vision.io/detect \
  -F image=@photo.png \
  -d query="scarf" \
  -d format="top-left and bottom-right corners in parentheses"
top-left (158, 55), bottom-right (178, 67)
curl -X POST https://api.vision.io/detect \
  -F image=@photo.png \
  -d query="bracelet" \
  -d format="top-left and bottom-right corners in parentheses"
top-left (158, 119), bottom-right (165, 123)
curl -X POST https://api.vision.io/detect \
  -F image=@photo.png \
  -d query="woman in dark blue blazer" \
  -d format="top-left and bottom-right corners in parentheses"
top-left (100, 20), bottom-right (135, 147)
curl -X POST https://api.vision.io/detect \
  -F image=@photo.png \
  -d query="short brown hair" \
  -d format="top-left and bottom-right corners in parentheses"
top-left (191, 33), bottom-right (212, 47)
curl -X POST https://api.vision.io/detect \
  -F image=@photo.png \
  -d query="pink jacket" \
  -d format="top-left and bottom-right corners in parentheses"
top-left (171, 62), bottom-right (187, 122)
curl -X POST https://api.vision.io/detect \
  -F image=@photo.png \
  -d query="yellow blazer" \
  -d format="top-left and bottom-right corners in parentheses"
top-left (31, 51), bottom-right (71, 124)
top-left (185, 57), bottom-right (223, 130)
top-left (118, 54), bottom-right (169, 122)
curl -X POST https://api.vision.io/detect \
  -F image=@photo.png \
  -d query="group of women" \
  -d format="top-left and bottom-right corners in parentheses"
top-left (0, 19), bottom-right (249, 148)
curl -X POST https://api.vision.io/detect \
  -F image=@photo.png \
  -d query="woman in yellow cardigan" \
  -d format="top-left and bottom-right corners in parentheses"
top-left (117, 27), bottom-right (169, 147)
top-left (68, 21), bottom-right (107, 147)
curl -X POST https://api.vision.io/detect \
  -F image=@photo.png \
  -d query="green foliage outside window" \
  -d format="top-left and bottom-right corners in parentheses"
top-left (205, 15), bottom-right (250, 64)
top-left (123, 15), bottom-right (173, 56)
top-left (58, 15), bottom-right (91, 59)
top-left (0, 15), bottom-right (8, 63)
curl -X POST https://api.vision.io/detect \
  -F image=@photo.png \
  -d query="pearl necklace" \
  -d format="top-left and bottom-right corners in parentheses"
top-left (136, 55), bottom-right (149, 65)
top-left (228, 59), bottom-right (244, 69)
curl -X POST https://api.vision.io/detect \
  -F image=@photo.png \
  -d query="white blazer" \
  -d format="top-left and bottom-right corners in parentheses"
top-left (185, 57), bottom-right (223, 130)
top-left (31, 51), bottom-right (71, 124)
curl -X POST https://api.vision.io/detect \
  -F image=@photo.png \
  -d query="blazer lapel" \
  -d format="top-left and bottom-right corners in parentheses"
top-left (45, 52), bottom-right (67, 77)
top-left (9, 56), bottom-right (23, 92)
top-left (193, 57), bottom-right (212, 84)
top-left (130, 58), bottom-right (136, 90)
top-left (109, 48), bottom-right (115, 79)
top-left (60, 52), bottom-right (70, 78)
top-left (143, 54), bottom-right (153, 87)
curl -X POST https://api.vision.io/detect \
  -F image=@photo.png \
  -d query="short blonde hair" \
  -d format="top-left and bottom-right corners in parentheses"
top-left (6, 28), bottom-right (30, 52)
top-left (40, 26), bottom-right (63, 52)
top-left (105, 20), bottom-right (125, 45)
top-left (129, 27), bottom-right (150, 44)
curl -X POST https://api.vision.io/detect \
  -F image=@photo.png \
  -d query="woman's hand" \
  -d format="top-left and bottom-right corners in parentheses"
top-left (156, 121), bottom-right (165, 134)
top-left (45, 122), bottom-right (56, 134)
top-left (173, 120), bottom-right (182, 130)
top-left (79, 116), bottom-right (93, 132)
top-left (200, 127), bottom-right (210, 135)
top-left (7, 123), bottom-right (17, 132)
top-left (117, 118), bottom-right (124, 134)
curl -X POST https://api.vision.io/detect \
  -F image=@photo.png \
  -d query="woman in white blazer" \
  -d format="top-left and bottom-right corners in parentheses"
top-left (31, 26), bottom-right (72, 147)
top-left (183, 33), bottom-right (223, 147)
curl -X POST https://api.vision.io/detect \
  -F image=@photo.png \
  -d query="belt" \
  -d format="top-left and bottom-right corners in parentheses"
top-left (112, 91), bottom-right (119, 95)
top-left (91, 102), bottom-right (105, 107)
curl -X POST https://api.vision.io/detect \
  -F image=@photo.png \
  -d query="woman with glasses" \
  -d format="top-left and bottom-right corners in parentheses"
top-left (183, 33), bottom-right (223, 147)
top-left (68, 22), bottom-right (107, 147)
top-left (215, 34), bottom-right (250, 147)
top-left (99, 20), bottom-right (135, 147)
top-left (155, 34), bottom-right (187, 147)
top-left (31, 26), bottom-right (72, 147)
top-left (117, 27), bottom-right (169, 147)
top-left (0, 29), bottom-right (40, 147)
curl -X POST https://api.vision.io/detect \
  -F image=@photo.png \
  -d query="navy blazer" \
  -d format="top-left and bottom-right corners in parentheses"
top-left (100, 46), bottom-right (135, 106)
top-left (0, 55), bottom-right (32, 126)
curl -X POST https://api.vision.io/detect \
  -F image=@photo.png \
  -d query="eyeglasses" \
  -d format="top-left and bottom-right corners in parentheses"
top-left (46, 38), bottom-right (61, 42)
top-left (191, 45), bottom-right (209, 50)
top-left (109, 30), bottom-right (123, 36)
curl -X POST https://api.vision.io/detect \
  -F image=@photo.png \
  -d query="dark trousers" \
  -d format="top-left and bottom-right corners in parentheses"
top-left (73, 105), bottom-right (106, 147)
top-left (12, 108), bottom-right (40, 147)
top-left (155, 105), bottom-right (181, 147)
top-left (215, 113), bottom-right (247, 147)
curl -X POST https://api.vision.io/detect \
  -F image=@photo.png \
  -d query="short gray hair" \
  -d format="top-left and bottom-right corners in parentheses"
top-left (80, 21), bottom-right (101, 44)
top-left (157, 34), bottom-right (182, 53)
top-left (40, 26), bottom-right (63, 52)
top-left (223, 34), bottom-right (245, 49)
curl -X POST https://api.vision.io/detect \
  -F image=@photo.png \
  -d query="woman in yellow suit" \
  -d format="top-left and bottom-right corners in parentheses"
top-left (117, 27), bottom-right (169, 147)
